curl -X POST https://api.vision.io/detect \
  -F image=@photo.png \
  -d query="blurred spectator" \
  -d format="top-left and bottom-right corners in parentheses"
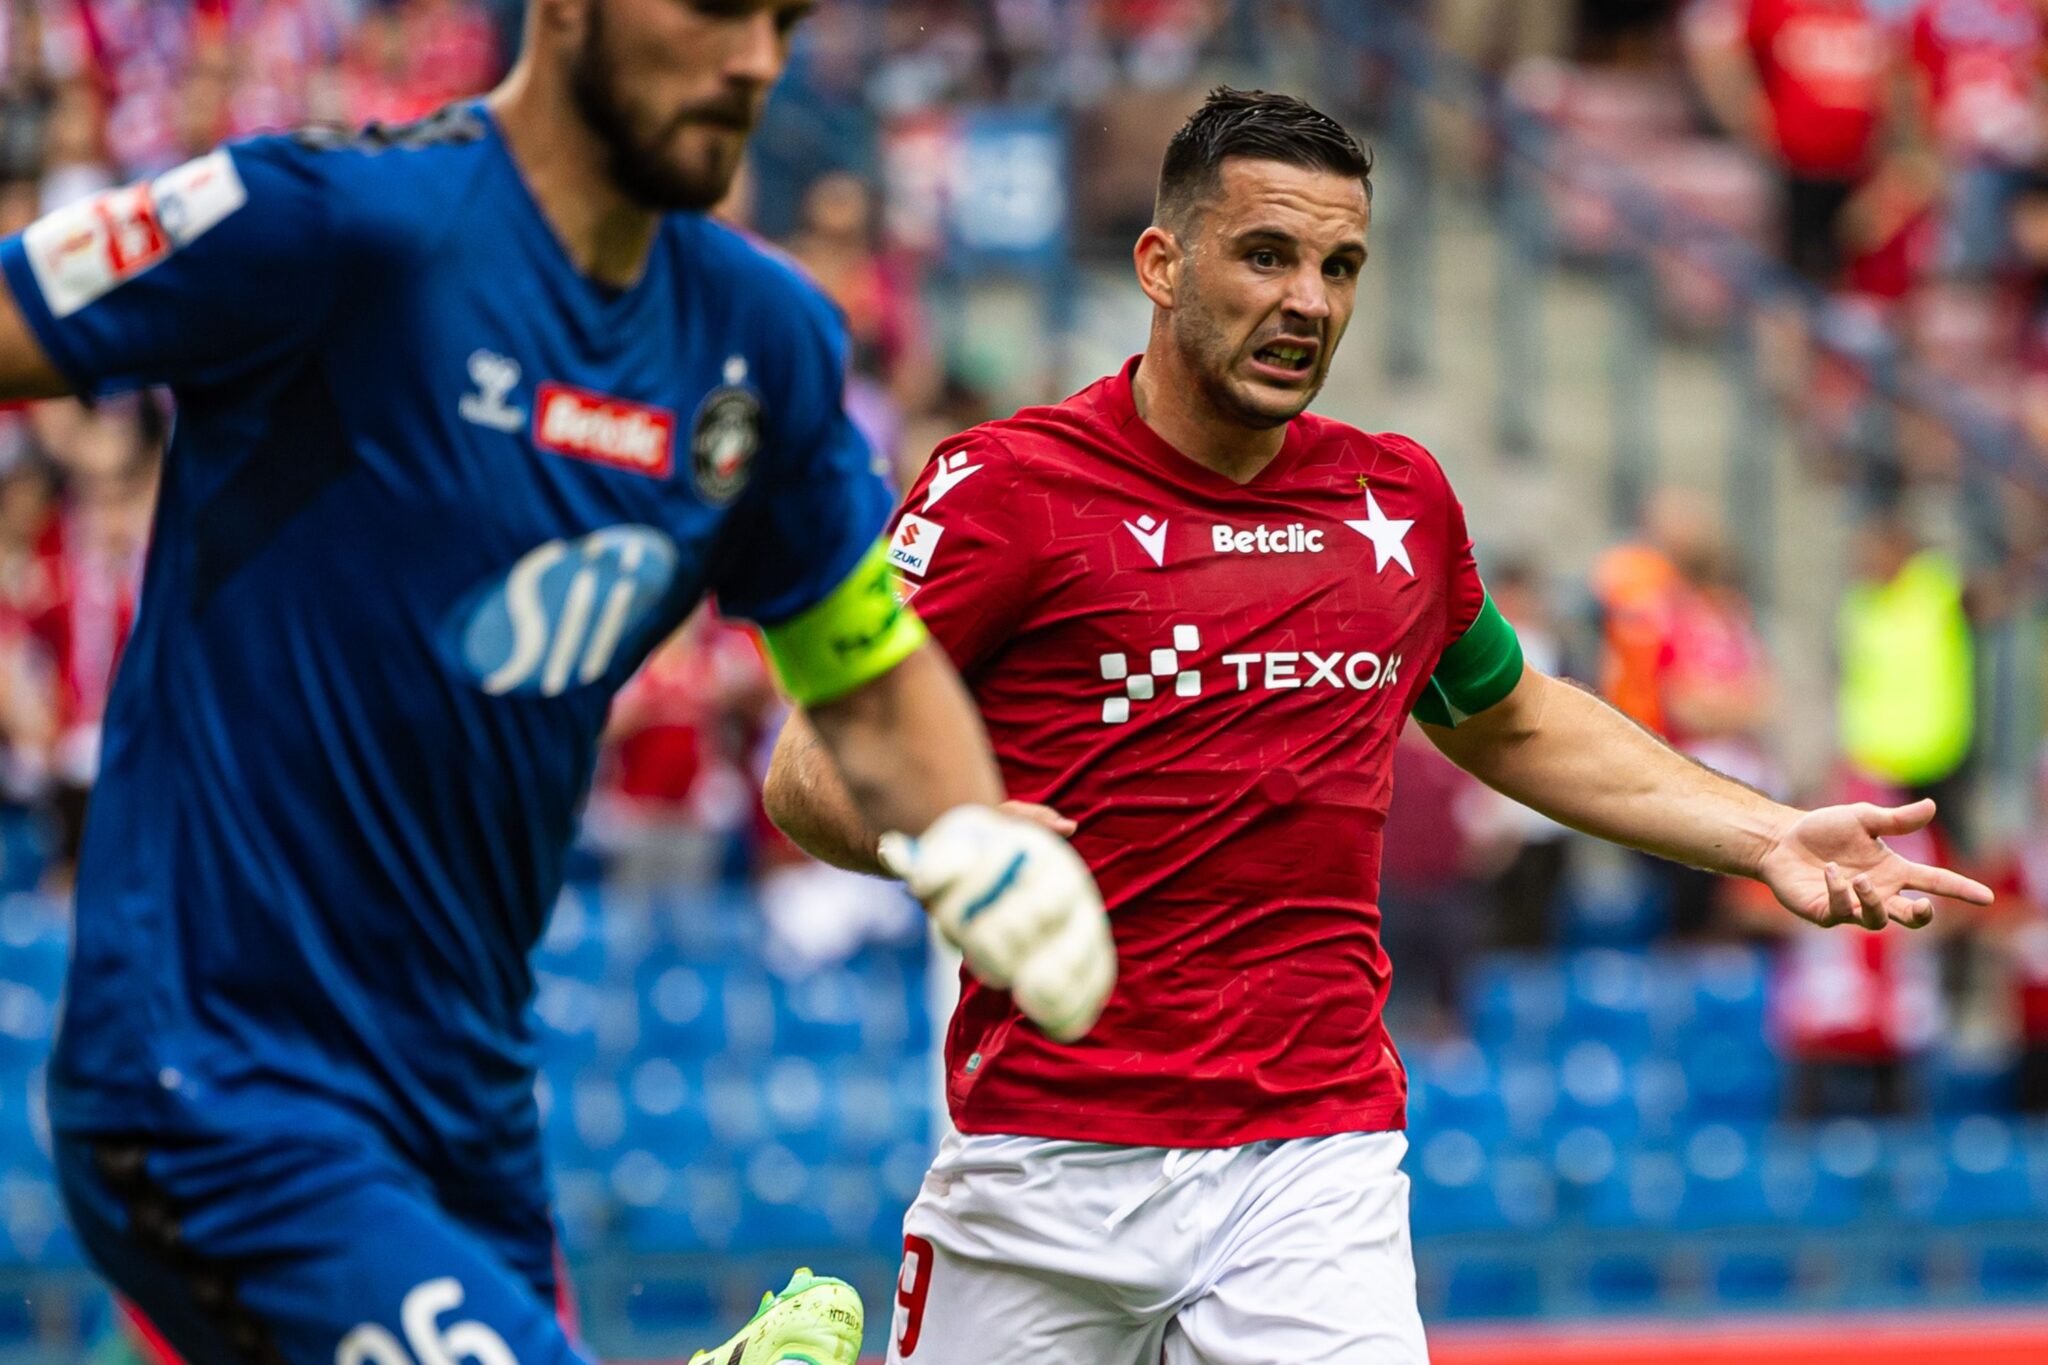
top-left (786, 170), bottom-right (940, 460)
top-left (1684, 0), bottom-right (1896, 284)
top-left (1836, 512), bottom-right (1976, 851)
top-left (1380, 722), bottom-right (1516, 1038)
top-left (584, 610), bottom-right (777, 891)
top-left (1581, 0), bottom-right (1689, 61)
top-left (1476, 559), bottom-right (1574, 948)
top-left (1435, 0), bottom-right (1574, 77)
top-left (1593, 490), bottom-right (1776, 937)
top-left (1589, 487), bottom-right (1700, 737)
top-left (1661, 510), bottom-right (1779, 936)
top-left (1983, 744), bottom-right (2048, 1111)
top-left (1901, 0), bottom-right (2048, 281)
top-left (26, 397), bottom-right (162, 886)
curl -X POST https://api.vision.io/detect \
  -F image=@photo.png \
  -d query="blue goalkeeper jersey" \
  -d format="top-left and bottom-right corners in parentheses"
top-left (0, 105), bottom-right (891, 1174)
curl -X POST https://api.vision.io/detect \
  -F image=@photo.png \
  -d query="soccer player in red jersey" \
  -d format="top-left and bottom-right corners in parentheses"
top-left (765, 89), bottom-right (1994, 1363)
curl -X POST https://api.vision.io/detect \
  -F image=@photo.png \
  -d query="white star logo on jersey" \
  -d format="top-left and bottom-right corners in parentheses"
top-left (1344, 491), bottom-right (1414, 576)
top-left (1122, 514), bottom-right (1170, 568)
top-left (922, 451), bottom-right (984, 510)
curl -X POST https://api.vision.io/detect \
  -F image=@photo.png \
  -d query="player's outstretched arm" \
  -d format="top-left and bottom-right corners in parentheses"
top-left (1423, 666), bottom-right (1994, 930)
top-left (0, 278), bottom-right (75, 400)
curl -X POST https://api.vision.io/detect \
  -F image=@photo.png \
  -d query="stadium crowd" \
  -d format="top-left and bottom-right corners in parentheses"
top-left (0, 0), bottom-right (2043, 1132)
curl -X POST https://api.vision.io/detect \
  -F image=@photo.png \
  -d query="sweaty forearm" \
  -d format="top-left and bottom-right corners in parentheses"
top-left (766, 642), bottom-right (1003, 874)
top-left (1431, 671), bottom-right (1793, 878)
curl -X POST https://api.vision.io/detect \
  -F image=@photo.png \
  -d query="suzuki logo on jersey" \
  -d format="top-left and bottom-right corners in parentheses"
top-left (1211, 523), bottom-right (1325, 555)
top-left (534, 384), bottom-right (676, 479)
top-left (453, 526), bottom-right (680, 698)
top-left (1099, 625), bottom-right (1201, 724)
top-left (1122, 514), bottom-right (1170, 568)
top-left (458, 350), bottom-right (525, 433)
top-left (889, 514), bottom-right (945, 578)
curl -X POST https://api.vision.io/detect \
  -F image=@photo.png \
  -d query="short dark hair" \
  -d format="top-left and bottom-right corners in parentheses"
top-left (1155, 88), bottom-right (1373, 229)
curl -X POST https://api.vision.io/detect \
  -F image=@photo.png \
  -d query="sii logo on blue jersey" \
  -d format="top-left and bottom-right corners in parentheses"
top-left (454, 525), bottom-right (680, 697)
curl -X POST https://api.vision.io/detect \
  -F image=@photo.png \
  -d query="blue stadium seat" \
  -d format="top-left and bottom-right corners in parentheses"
top-left (1557, 856), bottom-right (1666, 947)
top-left (0, 1170), bottom-right (67, 1267)
top-left (1550, 1126), bottom-right (1619, 1224)
top-left (1491, 1153), bottom-right (1557, 1231)
top-left (813, 1164), bottom-right (885, 1245)
top-left (1464, 955), bottom-right (1567, 1050)
top-left (533, 889), bottom-right (607, 980)
top-left (0, 895), bottom-right (68, 999)
top-left (698, 1061), bottom-right (771, 1153)
top-left (1710, 1250), bottom-right (1797, 1306)
top-left (1675, 1124), bottom-right (1773, 1229)
top-left (1582, 1252), bottom-right (1663, 1309)
top-left (622, 1279), bottom-right (719, 1338)
top-left (1927, 1048), bottom-right (2018, 1118)
top-left (1411, 1042), bottom-right (1509, 1142)
top-left (550, 1169), bottom-right (609, 1256)
top-left (1558, 951), bottom-right (1656, 1055)
top-left (1677, 1031), bottom-right (1780, 1122)
top-left (1628, 1058), bottom-right (1690, 1144)
top-left (1552, 1040), bottom-right (1638, 1140)
top-left (758, 1056), bottom-right (835, 1162)
top-left (1410, 1130), bottom-right (1504, 1237)
top-left (0, 982), bottom-right (53, 1067)
top-left (1438, 1258), bottom-right (1542, 1319)
top-left (1924, 1117), bottom-right (2037, 1225)
top-left (1584, 1150), bottom-right (1684, 1230)
top-left (826, 1061), bottom-right (908, 1157)
top-left (1685, 946), bottom-right (1769, 1039)
top-left (1496, 1055), bottom-right (1558, 1142)
top-left (638, 962), bottom-right (727, 1053)
top-left (621, 1056), bottom-right (712, 1157)
top-left (1979, 1245), bottom-right (2048, 1301)
top-left (773, 970), bottom-right (867, 1059)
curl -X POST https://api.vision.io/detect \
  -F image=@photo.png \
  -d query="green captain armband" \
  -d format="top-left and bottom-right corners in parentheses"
top-left (760, 538), bottom-right (930, 706)
top-left (1412, 594), bottom-right (1525, 728)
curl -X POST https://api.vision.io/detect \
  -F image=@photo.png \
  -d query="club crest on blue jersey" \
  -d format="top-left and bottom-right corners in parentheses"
top-left (690, 355), bottom-right (760, 504)
top-left (451, 525), bottom-right (680, 697)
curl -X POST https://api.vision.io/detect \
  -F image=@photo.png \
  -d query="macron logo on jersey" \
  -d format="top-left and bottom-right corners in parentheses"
top-left (534, 384), bottom-right (676, 479)
top-left (922, 451), bottom-right (983, 511)
top-left (889, 514), bottom-right (944, 578)
top-left (1122, 515), bottom-right (1170, 568)
top-left (24, 150), bottom-right (246, 319)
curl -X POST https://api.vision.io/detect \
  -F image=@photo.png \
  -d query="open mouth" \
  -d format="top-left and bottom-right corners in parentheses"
top-left (1250, 341), bottom-right (1318, 376)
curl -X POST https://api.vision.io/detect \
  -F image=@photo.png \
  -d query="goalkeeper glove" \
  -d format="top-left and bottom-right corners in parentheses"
top-left (878, 805), bottom-right (1115, 1042)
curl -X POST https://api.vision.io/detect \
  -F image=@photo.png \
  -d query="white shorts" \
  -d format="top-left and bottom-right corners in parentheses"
top-left (885, 1129), bottom-right (1428, 1365)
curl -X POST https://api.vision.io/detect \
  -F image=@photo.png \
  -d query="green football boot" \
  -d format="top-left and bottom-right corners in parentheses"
top-left (685, 1268), bottom-right (864, 1365)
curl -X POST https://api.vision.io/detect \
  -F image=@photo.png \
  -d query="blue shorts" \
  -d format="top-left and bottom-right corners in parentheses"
top-left (54, 1127), bottom-right (591, 1365)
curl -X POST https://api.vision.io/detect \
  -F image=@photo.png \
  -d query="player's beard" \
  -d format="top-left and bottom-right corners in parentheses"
top-left (569, 4), bottom-right (749, 212)
top-left (1172, 278), bottom-right (1324, 431)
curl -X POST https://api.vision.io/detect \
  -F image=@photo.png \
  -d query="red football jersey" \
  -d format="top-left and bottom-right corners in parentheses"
top-left (1744, 0), bottom-right (1891, 177)
top-left (891, 359), bottom-right (1488, 1146)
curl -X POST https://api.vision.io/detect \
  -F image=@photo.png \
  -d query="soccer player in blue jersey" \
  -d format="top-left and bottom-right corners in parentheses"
top-left (0, 1), bottom-right (1119, 1362)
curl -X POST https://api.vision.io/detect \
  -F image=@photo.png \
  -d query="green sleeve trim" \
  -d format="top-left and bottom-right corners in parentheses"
top-left (1413, 594), bottom-right (1524, 727)
top-left (760, 538), bottom-right (930, 705)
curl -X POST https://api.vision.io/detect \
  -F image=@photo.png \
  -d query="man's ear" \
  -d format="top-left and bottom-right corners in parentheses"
top-left (1134, 225), bottom-right (1183, 310)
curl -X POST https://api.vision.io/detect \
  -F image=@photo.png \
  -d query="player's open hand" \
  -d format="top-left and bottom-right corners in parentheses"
top-left (1756, 799), bottom-right (1993, 930)
top-left (878, 805), bottom-right (1115, 1042)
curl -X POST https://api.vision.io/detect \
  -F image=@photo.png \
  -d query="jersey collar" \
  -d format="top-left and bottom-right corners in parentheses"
top-left (1102, 355), bottom-right (1313, 497)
